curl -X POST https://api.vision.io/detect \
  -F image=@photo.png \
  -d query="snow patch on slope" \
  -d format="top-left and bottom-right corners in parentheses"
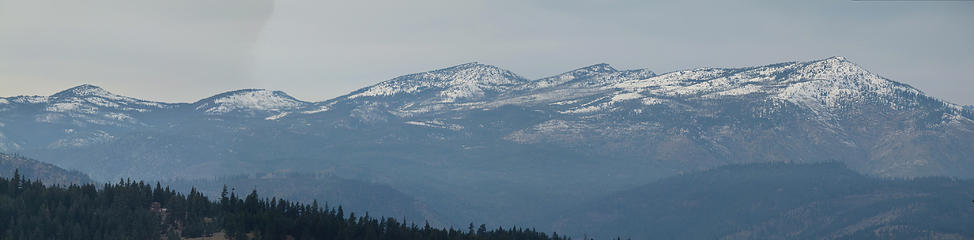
top-left (0, 132), bottom-right (21, 152)
top-left (772, 57), bottom-right (920, 113)
top-left (506, 120), bottom-right (592, 144)
top-left (301, 102), bottom-right (335, 114)
top-left (611, 92), bottom-right (644, 103)
top-left (265, 112), bottom-right (290, 120)
top-left (49, 130), bottom-right (115, 148)
top-left (9, 96), bottom-right (50, 104)
top-left (46, 102), bottom-right (90, 113)
top-left (404, 120), bottom-right (464, 130)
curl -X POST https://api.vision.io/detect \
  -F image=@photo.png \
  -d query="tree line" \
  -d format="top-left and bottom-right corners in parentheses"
top-left (0, 170), bottom-right (578, 240)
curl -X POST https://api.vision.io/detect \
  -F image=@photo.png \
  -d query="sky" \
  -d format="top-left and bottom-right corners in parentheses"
top-left (1, 0), bottom-right (972, 105)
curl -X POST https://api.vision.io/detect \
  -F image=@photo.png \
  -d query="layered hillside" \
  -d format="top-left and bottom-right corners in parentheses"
top-left (548, 162), bottom-right (974, 239)
top-left (0, 153), bottom-right (92, 185)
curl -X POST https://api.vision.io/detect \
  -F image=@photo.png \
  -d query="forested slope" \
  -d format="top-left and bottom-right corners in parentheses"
top-left (0, 153), bottom-right (92, 185)
top-left (0, 174), bottom-right (574, 240)
top-left (166, 172), bottom-right (442, 226)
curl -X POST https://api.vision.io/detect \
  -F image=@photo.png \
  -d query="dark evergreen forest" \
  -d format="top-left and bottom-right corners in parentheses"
top-left (0, 170), bottom-right (576, 240)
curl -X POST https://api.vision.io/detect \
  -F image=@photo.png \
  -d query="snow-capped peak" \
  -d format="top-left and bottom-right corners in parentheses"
top-left (52, 84), bottom-right (114, 98)
top-left (346, 62), bottom-right (527, 102)
top-left (41, 84), bottom-right (169, 114)
top-left (514, 63), bottom-right (652, 92)
top-left (549, 63), bottom-right (620, 81)
top-left (772, 56), bottom-right (925, 110)
top-left (790, 56), bottom-right (875, 82)
top-left (194, 89), bottom-right (308, 114)
top-left (826, 56), bottom-right (849, 62)
top-left (406, 62), bottom-right (527, 86)
top-left (574, 63), bottom-right (617, 73)
top-left (0, 84), bottom-right (171, 127)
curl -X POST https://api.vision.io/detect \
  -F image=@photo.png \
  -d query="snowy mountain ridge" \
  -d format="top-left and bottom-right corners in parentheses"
top-left (445, 57), bottom-right (968, 123)
top-left (348, 56), bottom-right (964, 123)
top-left (1, 56), bottom-right (972, 187)
top-left (517, 63), bottom-right (653, 90)
top-left (594, 56), bottom-right (932, 116)
top-left (3, 57), bottom-right (968, 123)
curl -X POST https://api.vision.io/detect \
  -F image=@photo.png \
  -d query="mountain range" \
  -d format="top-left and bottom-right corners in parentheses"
top-left (1, 56), bottom-right (973, 230)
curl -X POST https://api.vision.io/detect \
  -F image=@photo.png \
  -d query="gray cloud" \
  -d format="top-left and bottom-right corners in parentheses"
top-left (1, 0), bottom-right (972, 105)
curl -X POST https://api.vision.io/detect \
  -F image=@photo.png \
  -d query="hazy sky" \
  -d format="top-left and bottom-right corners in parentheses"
top-left (1, 0), bottom-right (972, 105)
